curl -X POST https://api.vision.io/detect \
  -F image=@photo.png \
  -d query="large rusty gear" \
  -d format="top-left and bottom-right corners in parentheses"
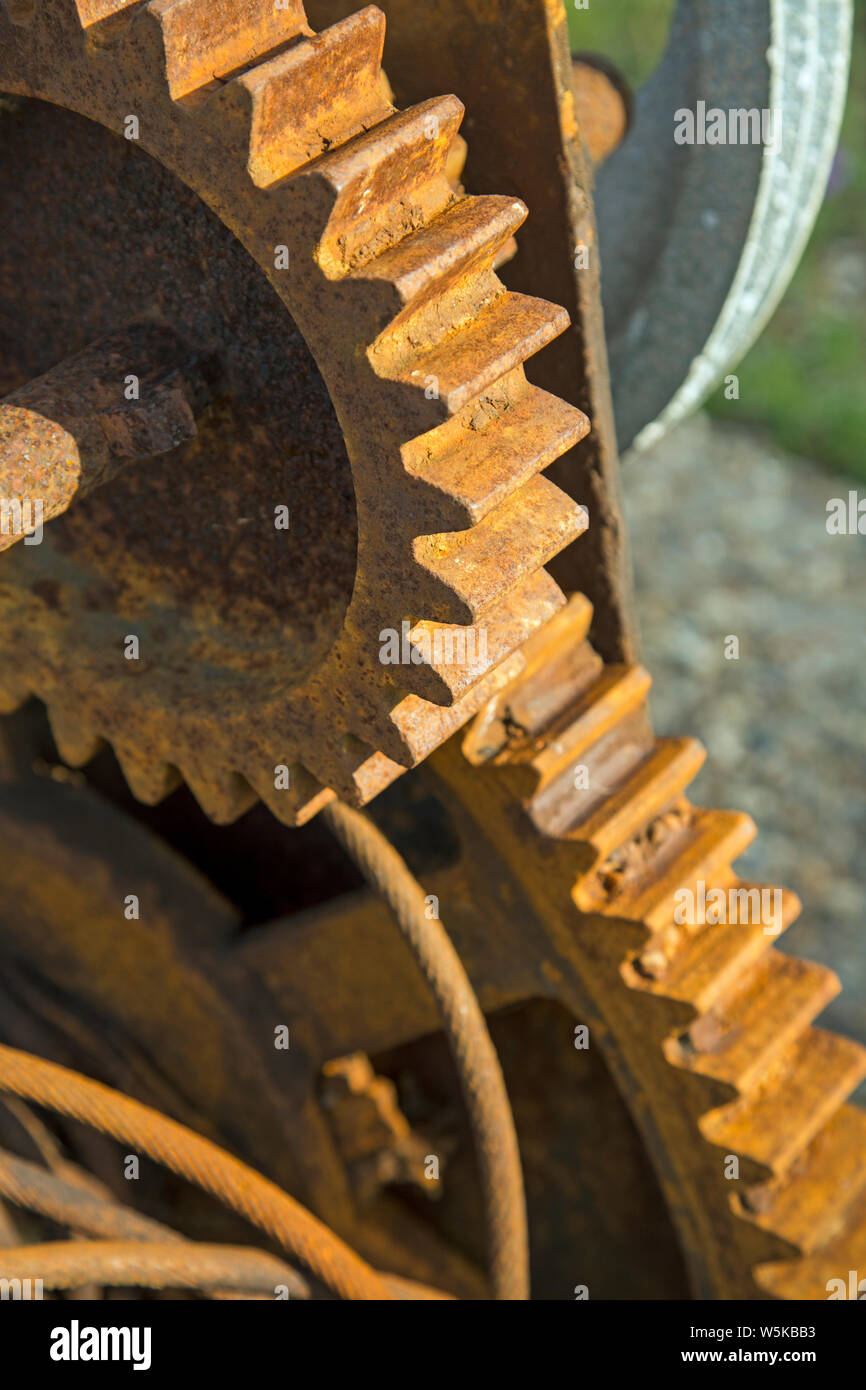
top-left (0, 0), bottom-right (588, 824)
top-left (445, 598), bottom-right (866, 1299)
top-left (0, 0), bottom-right (862, 1307)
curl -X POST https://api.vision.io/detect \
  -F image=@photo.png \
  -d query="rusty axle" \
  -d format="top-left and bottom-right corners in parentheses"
top-left (0, 323), bottom-right (212, 550)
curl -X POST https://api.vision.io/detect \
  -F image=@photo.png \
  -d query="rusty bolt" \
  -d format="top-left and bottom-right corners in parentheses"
top-left (571, 56), bottom-right (631, 167)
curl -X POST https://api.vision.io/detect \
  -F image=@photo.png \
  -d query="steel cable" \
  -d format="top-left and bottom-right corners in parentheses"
top-left (322, 799), bottom-right (530, 1300)
top-left (0, 1239), bottom-right (304, 1296)
top-left (0, 1044), bottom-right (392, 1301)
top-left (0, 1147), bottom-right (313, 1299)
top-left (0, 1146), bottom-right (185, 1244)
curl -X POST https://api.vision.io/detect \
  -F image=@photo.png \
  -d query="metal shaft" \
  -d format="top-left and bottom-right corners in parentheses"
top-left (0, 323), bottom-right (212, 551)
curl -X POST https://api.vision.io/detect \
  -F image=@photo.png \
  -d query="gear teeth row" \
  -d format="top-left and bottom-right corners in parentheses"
top-left (386, 647), bottom-right (529, 768)
top-left (229, 12), bottom-right (587, 797)
top-left (45, 695), bottom-right (333, 827)
top-left (466, 592), bottom-right (596, 757)
top-left (319, 575), bottom-right (564, 801)
top-left (3, 2), bottom-right (589, 823)
top-left (181, 761), bottom-right (334, 828)
top-left (187, 3), bottom-right (581, 775)
top-left (326, 598), bottom-right (552, 795)
top-left (755, 1191), bottom-right (866, 1300)
top-left (466, 595), bottom-right (866, 1299)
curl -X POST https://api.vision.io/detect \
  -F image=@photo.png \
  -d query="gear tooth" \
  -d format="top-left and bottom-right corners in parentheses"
top-left (339, 697), bottom-right (417, 774)
top-left (411, 475), bottom-right (587, 625)
top-left (73, 0), bottom-right (143, 27)
top-left (480, 661), bottom-right (652, 806)
top-left (47, 707), bottom-right (104, 767)
top-left (699, 1028), bottom-right (866, 1180)
top-left (400, 570), bottom-right (565, 707)
top-left (181, 766), bottom-right (256, 824)
top-left (403, 375), bottom-right (589, 532)
top-left (738, 1106), bottom-right (866, 1256)
top-left (583, 807), bottom-right (757, 925)
top-left (561, 736), bottom-right (706, 856)
top-left (754, 1194), bottom-right (866, 1300)
top-left (626, 888), bottom-right (802, 1010)
top-left (464, 593), bottom-right (597, 764)
top-left (233, 7), bottom-right (391, 188)
top-left (357, 195), bottom-right (527, 340)
top-left (316, 633), bottom-right (531, 775)
top-left (113, 744), bottom-right (180, 804)
top-left (379, 292), bottom-right (572, 436)
top-left (494, 672), bottom-right (699, 848)
top-left (349, 748), bottom-right (414, 806)
top-left (296, 730), bottom-right (403, 807)
top-left (301, 95), bottom-right (464, 275)
top-left (143, 0), bottom-right (309, 102)
top-left (0, 674), bottom-right (31, 714)
top-left (388, 644), bottom-right (532, 768)
top-left (300, 740), bottom-right (409, 811)
top-left (668, 952), bottom-right (840, 1094)
top-left (285, 767), bottom-right (335, 825)
top-left (243, 761), bottom-right (333, 827)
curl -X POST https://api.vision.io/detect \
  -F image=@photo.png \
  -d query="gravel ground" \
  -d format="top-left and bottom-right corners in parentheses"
top-left (624, 413), bottom-right (866, 1052)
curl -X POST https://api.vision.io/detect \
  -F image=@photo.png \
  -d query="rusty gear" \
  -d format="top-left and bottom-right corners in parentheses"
top-left (0, 0), bottom-right (588, 824)
top-left (446, 595), bottom-right (866, 1299)
top-left (0, 0), bottom-right (861, 1307)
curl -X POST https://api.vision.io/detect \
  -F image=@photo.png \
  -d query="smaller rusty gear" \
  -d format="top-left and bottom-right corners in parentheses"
top-left (0, 0), bottom-right (589, 824)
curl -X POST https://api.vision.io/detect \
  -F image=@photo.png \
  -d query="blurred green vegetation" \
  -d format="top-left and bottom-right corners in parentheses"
top-left (566, 0), bottom-right (673, 86)
top-left (567, 2), bottom-right (866, 479)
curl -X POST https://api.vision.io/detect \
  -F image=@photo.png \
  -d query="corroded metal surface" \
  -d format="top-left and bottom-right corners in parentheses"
top-left (449, 597), bottom-right (866, 1299)
top-left (571, 58), bottom-right (630, 168)
top-left (307, 0), bottom-right (638, 663)
top-left (0, 0), bottom-right (860, 1305)
top-left (3, 612), bottom-right (863, 1299)
top-left (0, 0), bottom-right (589, 824)
top-left (0, 325), bottom-right (212, 549)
